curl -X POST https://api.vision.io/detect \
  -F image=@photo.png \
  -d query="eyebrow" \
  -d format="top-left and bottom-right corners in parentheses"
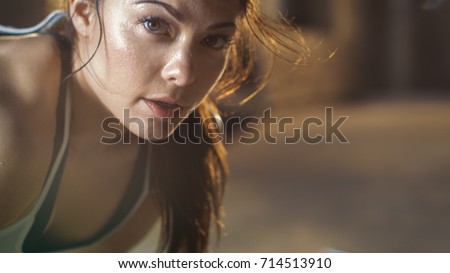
top-left (134, 0), bottom-right (237, 31)
top-left (134, 0), bottom-right (185, 22)
top-left (207, 22), bottom-right (237, 31)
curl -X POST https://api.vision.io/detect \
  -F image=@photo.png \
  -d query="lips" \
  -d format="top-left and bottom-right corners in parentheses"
top-left (142, 98), bottom-right (183, 118)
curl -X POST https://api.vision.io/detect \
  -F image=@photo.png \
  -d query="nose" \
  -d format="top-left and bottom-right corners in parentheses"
top-left (161, 45), bottom-right (196, 87)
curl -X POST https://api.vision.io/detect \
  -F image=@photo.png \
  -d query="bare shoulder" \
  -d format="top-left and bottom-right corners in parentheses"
top-left (0, 33), bottom-right (61, 160)
top-left (0, 34), bottom-right (62, 228)
top-left (0, 34), bottom-right (61, 106)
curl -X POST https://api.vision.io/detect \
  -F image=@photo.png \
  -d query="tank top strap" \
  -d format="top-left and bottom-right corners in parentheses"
top-left (0, 10), bottom-right (68, 35)
top-left (21, 11), bottom-right (74, 251)
top-left (22, 76), bottom-right (72, 252)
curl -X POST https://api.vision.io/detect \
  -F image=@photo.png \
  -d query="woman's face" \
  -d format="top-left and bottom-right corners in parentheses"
top-left (74, 0), bottom-right (241, 140)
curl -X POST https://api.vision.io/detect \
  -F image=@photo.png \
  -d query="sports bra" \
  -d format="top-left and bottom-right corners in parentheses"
top-left (0, 11), bottom-right (151, 252)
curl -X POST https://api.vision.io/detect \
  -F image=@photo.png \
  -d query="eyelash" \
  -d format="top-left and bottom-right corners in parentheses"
top-left (138, 16), bottom-right (170, 35)
top-left (138, 17), bottom-right (235, 50)
top-left (202, 35), bottom-right (234, 50)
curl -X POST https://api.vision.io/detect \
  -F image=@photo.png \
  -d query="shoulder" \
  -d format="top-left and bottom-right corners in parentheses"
top-left (0, 34), bottom-right (62, 107)
top-left (0, 34), bottom-right (63, 135)
top-left (0, 34), bottom-right (62, 151)
top-left (0, 34), bottom-right (63, 227)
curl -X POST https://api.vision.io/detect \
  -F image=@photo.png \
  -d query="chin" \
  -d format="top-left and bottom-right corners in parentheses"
top-left (127, 120), bottom-right (181, 143)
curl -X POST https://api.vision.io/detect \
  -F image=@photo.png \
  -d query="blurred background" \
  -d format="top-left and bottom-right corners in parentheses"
top-left (2, 0), bottom-right (449, 252)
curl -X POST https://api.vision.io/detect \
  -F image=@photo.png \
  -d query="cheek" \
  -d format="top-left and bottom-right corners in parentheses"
top-left (102, 37), bottom-right (141, 87)
top-left (95, 23), bottom-right (151, 96)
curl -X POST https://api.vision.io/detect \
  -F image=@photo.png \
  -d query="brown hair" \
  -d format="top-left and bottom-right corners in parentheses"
top-left (57, 0), bottom-right (308, 252)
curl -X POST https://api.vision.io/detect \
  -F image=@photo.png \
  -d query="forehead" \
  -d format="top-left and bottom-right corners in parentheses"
top-left (122, 0), bottom-right (243, 20)
top-left (181, 0), bottom-right (242, 14)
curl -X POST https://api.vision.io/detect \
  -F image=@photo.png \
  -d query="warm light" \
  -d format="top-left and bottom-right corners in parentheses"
top-left (46, 0), bottom-right (65, 11)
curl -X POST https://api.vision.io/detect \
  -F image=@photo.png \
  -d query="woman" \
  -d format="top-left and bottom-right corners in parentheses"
top-left (0, 0), bottom-right (306, 252)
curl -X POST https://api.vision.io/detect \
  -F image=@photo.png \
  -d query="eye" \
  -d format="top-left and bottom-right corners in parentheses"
top-left (141, 17), bottom-right (169, 35)
top-left (202, 36), bottom-right (232, 50)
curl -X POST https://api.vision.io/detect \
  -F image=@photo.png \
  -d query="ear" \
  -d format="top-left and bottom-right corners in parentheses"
top-left (68, 0), bottom-right (97, 37)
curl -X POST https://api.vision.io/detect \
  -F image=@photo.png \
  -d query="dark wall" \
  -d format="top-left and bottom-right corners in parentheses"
top-left (413, 3), bottom-right (450, 92)
top-left (283, 0), bottom-right (450, 98)
top-left (0, 0), bottom-right (48, 27)
top-left (283, 0), bottom-right (332, 31)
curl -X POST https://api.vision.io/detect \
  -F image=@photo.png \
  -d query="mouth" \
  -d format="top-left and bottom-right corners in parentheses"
top-left (153, 101), bottom-right (179, 108)
top-left (142, 98), bottom-right (183, 118)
